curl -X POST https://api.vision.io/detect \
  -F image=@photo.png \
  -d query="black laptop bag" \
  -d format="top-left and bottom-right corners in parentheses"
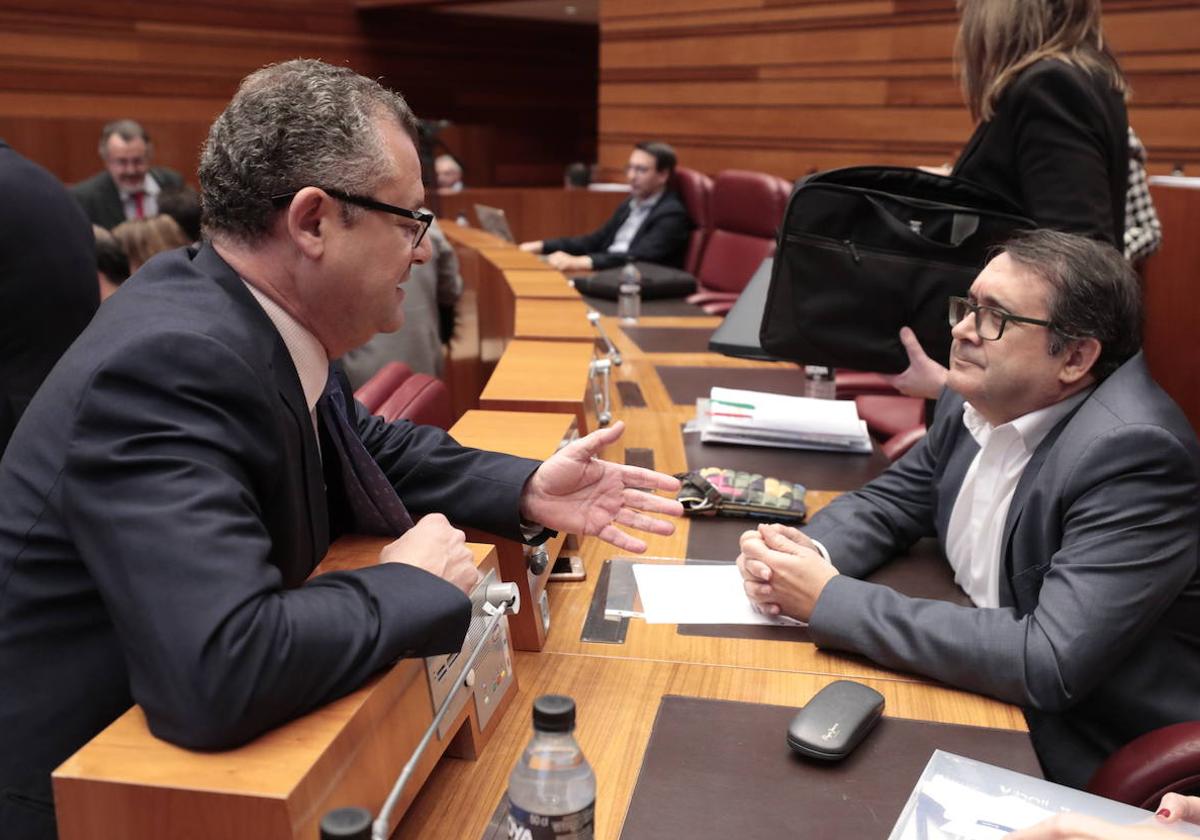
top-left (759, 166), bottom-right (1034, 373)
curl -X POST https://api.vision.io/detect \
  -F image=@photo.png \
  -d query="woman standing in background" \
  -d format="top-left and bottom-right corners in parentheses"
top-left (893, 0), bottom-right (1131, 397)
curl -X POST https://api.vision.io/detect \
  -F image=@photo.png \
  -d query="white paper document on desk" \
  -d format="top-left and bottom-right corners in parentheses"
top-left (632, 563), bottom-right (805, 626)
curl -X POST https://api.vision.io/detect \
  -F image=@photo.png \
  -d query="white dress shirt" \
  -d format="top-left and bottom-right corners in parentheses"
top-left (242, 281), bottom-right (329, 433)
top-left (119, 172), bottom-right (163, 221)
top-left (607, 190), bottom-right (663, 255)
top-left (945, 390), bottom-right (1089, 607)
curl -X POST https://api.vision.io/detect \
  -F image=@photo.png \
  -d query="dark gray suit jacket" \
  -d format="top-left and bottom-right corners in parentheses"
top-left (69, 166), bottom-right (184, 230)
top-left (0, 243), bottom-right (540, 838)
top-left (804, 353), bottom-right (1200, 788)
top-left (541, 190), bottom-right (691, 271)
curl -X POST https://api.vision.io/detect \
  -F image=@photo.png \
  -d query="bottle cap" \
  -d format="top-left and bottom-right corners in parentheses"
top-left (532, 694), bottom-right (576, 732)
top-left (319, 807), bottom-right (373, 839)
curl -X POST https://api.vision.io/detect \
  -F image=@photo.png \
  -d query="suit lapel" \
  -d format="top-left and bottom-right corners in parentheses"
top-left (952, 120), bottom-right (990, 176)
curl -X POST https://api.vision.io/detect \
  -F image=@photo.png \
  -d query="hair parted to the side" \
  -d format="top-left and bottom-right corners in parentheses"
top-left (1000, 229), bottom-right (1142, 381)
top-left (634, 141), bottom-right (678, 176)
top-left (955, 0), bottom-right (1127, 122)
top-left (198, 59), bottom-right (419, 244)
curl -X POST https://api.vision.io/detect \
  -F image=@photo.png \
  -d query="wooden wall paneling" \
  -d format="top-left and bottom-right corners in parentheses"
top-left (0, 2), bottom-right (598, 188)
top-left (597, 0), bottom-right (1200, 180)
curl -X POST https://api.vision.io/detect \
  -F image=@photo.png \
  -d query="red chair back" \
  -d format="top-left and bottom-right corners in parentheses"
top-left (376, 374), bottom-right (453, 430)
top-left (354, 362), bottom-right (413, 415)
top-left (696, 170), bottom-right (788, 295)
top-left (672, 166), bottom-right (712, 275)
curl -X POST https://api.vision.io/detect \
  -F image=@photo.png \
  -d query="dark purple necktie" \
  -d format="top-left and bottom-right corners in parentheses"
top-left (317, 375), bottom-right (414, 537)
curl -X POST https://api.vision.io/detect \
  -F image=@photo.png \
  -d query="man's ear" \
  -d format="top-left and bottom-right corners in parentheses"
top-left (284, 187), bottom-right (333, 260)
top-left (1059, 336), bottom-right (1102, 385)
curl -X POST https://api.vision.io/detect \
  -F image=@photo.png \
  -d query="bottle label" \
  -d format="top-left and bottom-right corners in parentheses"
top-left (506, 802), bottom-right (595, 840)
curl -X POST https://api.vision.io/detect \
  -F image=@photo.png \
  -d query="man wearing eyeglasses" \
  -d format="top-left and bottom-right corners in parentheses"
top-left (0, 60), bottom-right (684, 839)
top-left (737, 229), bottom-right (1200, 789)
top-left (518, 141), bottom-right (691, 272)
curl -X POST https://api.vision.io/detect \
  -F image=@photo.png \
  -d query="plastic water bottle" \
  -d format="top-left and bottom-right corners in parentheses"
top-left (506, 695), bottom-right (595, 840)
top-left (803, 365), bottom-right (836, 400)
top-left (617, 262), bottom-right (641, 325)
top-left (456, 211), bottom-right (470, 226)
top-left (319, 807), bottom-right (372, 839)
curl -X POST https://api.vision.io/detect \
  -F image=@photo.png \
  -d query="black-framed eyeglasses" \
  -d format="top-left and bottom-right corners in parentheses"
top-left (948, 295), bottom-right (1060, 341)
top-left (271, 187), bottom-right (433, 248)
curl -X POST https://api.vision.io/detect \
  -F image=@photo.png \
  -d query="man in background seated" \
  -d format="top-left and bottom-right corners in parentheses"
top-left (0, 59), bottom-right (682, 839)
top-left (71, 119), bottom-right (184, 230)
top-left (0, 139), bottom-right (97, 457)
top-left (341, 217), bottom-right (462, 383)
top-left (564, 161), bottom-right (591, 189)
top-left (737, 230), bottom-right (1200, 789)
top-left (435, 153), bottom-right (464, 192)
top-left (157, 184), bottom-right (203, 243)
top-left (519, 141), bottom-right (690, 272)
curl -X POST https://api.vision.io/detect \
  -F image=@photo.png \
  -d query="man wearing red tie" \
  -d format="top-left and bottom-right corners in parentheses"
top-left (69, 119), bottom-right (184, 230)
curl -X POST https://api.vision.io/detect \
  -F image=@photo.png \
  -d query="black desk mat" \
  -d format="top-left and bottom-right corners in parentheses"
top-left (619, 695), bottom-right (1040, 840)
top-left (622, 326), bottom-right (715, 354)
top-left (657, 364), bottom-right (805, 405)
top-left (581, 294), bottom-right (708, 318)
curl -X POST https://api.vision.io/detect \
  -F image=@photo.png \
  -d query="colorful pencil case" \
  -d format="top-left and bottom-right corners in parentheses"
top-left (675, 467), bottom-right (807, 523)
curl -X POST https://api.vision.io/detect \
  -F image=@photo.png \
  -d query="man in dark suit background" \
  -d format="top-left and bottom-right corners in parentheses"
top-left (0, 60), bottom-right (682, 839)
top-left (0, 139), bottom-right (98, 457)
top-left (519, 141), bottom-right (691, 271)
top-left (69, 119), bottom-right (184, 229)
top-left (736, 230), bottom-right (1200, 789)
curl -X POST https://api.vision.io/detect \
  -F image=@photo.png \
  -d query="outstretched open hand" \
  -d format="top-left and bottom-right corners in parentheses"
top-left (520, 421), bottom-right (683, 553)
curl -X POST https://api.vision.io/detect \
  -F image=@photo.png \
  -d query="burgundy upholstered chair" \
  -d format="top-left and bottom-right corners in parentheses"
top-left (375, 373), bottom-right (453, 430)
top-left (1087, 722), bottom-right (1200, 808)
top-left (671, 166), bottom-right (713, 276)
top-left (855, 394), bottom-right (927, 461)
top-left (353, 361), bottom-right (414, 415)
top-left (687, 169), bottom-right (789, 315)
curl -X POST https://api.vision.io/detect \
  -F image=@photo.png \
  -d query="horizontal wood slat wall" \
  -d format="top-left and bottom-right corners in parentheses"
top-left (0, 1), bottom-right (597, 189)
top-left (598, 0), bottom-right (1200, 181)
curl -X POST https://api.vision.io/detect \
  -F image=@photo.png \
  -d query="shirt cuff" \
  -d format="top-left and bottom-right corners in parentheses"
top-left (809, 537), bottom-right (832, 563)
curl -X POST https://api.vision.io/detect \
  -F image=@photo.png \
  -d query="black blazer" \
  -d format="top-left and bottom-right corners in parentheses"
top-left (69, 166), bottom-right (185, 230)
top-left (0, 243), bottom-right (540, 837)
top-left (542, 190), bottom-right (691, 270)
top-left (953, 58), bottom-right (1128, 247)
top-left (0, 140), bottom-right (97, 458)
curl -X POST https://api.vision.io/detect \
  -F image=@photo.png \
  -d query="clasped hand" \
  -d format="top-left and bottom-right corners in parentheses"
top-left (736, 523), bottom-right (838, 621)
top-left (521, 420), bottom-right (683, 553)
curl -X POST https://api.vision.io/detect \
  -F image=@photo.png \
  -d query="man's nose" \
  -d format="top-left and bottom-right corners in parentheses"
top-left (951, 309), bottom-right (979, 342)
top-left (412, 234), bottom-right (433, 265)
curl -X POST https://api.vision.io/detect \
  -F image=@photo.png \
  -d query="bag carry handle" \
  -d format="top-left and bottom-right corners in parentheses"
top-left (863, 194), bottom-right (980, 251)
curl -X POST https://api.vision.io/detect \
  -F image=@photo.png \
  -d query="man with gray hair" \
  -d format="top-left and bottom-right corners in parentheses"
top-left (0, 59), bottom-right (682, 838)
top-left (70, 119), bottom-right (184, 229)
top-left (737, 230), bottom-right (1200, 788)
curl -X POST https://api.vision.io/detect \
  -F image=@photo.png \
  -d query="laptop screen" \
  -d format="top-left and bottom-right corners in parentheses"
top-left (473, 204), bottom-right (515, 243)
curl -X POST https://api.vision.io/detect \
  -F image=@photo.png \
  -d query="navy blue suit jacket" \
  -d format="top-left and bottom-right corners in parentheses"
top-left (541, 190), bottom-right (691, 270)
top-left (0, 244), bottom-right (540, 837)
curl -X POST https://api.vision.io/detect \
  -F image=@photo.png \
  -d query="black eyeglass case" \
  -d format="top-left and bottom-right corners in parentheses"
top-left (786, 680), bottom-right (885, 761)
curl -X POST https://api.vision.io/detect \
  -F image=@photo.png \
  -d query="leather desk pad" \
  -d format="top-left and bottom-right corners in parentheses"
top-left (623, 326), bottom-right (715, 354)
top-left (619, 695), bottom-right (1040, 840)
top-left (657, 365), bottom-right (805, 406)
top-left (581, 294), bottom-right (710, 318)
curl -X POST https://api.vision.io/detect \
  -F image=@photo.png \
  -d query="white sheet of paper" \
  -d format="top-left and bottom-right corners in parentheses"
top-left (631, 563), bottom-right (805, 626)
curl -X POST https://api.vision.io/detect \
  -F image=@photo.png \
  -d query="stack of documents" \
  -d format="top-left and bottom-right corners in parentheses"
top-left (695, 387), bottom-right (872, 453)
top-left (890, 751), bottom-right (1200, 838)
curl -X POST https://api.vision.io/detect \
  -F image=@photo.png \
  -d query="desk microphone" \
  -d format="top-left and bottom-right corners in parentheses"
top-left (319, 580), bottom-right (521, 840)
top-left (586, 310), bottom-right (622, 366)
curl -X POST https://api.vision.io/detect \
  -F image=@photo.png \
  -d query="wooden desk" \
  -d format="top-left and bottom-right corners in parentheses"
top-left (54, 541), bottom-right (511, 840)
top-left (449, 410), bottom-right (579, 651)
top-left (394, 651), bottom-right (1024, 840)
top-left (514, 298), bottom-right (597, 341)
top-left (503, 269), bottom-right (579, 300)
top-left (479, 339), bottom-right (599, 434)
